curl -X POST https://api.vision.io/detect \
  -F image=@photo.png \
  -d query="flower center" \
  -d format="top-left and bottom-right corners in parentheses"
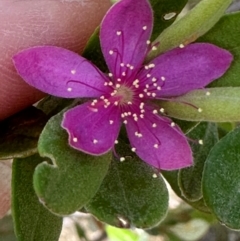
top-left (114, 84), bottom-right (134, 105)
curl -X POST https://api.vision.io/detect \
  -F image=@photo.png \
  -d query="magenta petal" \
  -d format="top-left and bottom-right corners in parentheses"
top-left (62, 102), bottom-right (121, 155)
top-left (125, 109), bottom-right (193, 170)
top-left (139, 43), bottom-right (233, 98)
top-left (13, 46), bottom-right (110, 98)
top-left (100, 0), bottom-right (153, 78)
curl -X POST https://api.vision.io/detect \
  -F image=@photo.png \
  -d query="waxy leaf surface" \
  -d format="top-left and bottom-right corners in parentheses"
top-left (86, 141), bottom-right (169, 229)
top-left (12, 154), bottom-right (62, 241)
top-left (34, 112), bottom-right (111, 215)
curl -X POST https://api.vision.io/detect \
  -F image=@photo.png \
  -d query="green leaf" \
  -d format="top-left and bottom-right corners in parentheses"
top-left (202, 127), bottom-right (240, 229)
top-left (162, 170), bottom-right (210, 213)
top-left (157, 87), bottom-right (240, 122)
top-left (147, 0), bottom-right (232, 61)
top-left (86, 141), bottom-right (169, 229)
top-left (37, 95), bottom-right (74, 117)
top-left (0, 107), bottom-right (47, 160)
top-left (106, 225), bottom-right (139, 241)
top-left (12, 154), bottom-right (62, 241)
top-left (34, 112), bottom-right (111, 215)
top-left (149, 0), bottom-right (188, 40)
top-left (198, 12), bottom-right (240, 88)
top-left (179, 122), bottom-right (219, 201)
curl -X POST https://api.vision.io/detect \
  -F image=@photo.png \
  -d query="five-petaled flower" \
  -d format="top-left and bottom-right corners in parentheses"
top-left (13, 0), bottom-right (232, 170)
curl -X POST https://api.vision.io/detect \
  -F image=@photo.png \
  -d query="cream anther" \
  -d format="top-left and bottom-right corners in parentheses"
top-left (160, 108), bottom-right (164, 113)
top-left (171, 122), bottom-right (175, 127)
top-left (71, 69), bottom-right (76, 75)
top-left (120, 157), bottom-right (125, 162)
top-left (116, 31), bottom-right (122, 35)
top-left (161, 76), bottom-right (166, 81)
top-left (179, 44), bottom-right (185, 48)
top-left (152, 93), bottom-right (157, 97)
top-left (109, 50), bottom-right (114, 55)
top-left (123, 120), bottom-right (128, 124)
top-left (152, 77), bottom-right (157, 82)
top-left (73, 137), bottom-right (78, 142)
top-left (148, 63), bottom-right (155, 68)
top-left (147, 74), bottom-right (151, 78)
top-left (122, 72), bottom-right (126, 76)
top-left (143, 26), bottom-right (147, 30)
top-left (139, 93), bottom-right (144, 98)
top-left (120, 63), bottom-right (125, 67)
top-left (109, 120), bottom-right (114, 125)
top-left (152, 123), bottom-right (157, 128)
top-left (198, 108), bottom-right (203, 113)
top-left (199, 140), bottom-right (204, 145)
top-left (152, 46), bottom-right (157, 51)
top-left (116, 84), bottom-right (121, 88)
top-left (108, 73), bottom-right (113, 77)
top-left (153, 109), bottom-right (158, 114)
top-left (117, 78), bottom-right (121, 82)
top-left (115, 140), bottom-right (119, 144)
top-left (152, 173), bottom-right (158, 178)
top-left (146, 40), bottom-right (151, 45)
top-left (206, 91), bottom-right (211, 96)
top-left (154, 144), bottom-right (159, 149)
top-left (67, 87), bottom-right (72, 92)
top-left (93, 139), bottom-right (98, 144)
top-left (131, 147), bottom-right (136, 152)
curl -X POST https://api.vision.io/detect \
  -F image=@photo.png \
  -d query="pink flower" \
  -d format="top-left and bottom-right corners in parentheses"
top-left (13, 0), bottom-right (232, 170)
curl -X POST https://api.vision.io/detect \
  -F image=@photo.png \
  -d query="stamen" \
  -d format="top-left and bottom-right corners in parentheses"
top-left (161, 76), bottom-right (166, 81)
top-left (146, 40), bottom-right (151, 45)
top-left (198, 108), bottom-right (203, 113)
top-left (73, 137), bottom-right (78, 142)
top-left (115, 140), bottom-right (119, 144)
top-left (93, 139), bottom-right (98, 144)
top-left (143, 26), bottom-right (147, 30)
top-left (152, 123), bottom-right (157, 128)
top-left (67, 87), bottom-right (72, 92)
top-left (154, 144), bottom-right (159, 148)
top-left (199, 140), bottom-right (203, 145)
top-left (206, 91), bottom-right (211, 96)
top-left (71, 69), bottom-right (76, 75)
top-left (120, 157), bottom-right (125, 162)
top-left (116, 31), bottom-right (122, 36)
top-left (179, 44), bottom-right (185, 48)
top-left (152, 173), bottom-right (158, 178)
top-left (109, 120), bottom-right (114, 125)
top-left (108, 73), bottom-right (113, 77)
top-left (160, 108), bottom-right (164, 113)
top-left (152, 46), bottom-right (157, 51)
top-left (109, 50), bottom-right (114, 55)
top-left (131, 147), bottom-right (136, 152)
top-left (171, 122), bottom-right (175, 127)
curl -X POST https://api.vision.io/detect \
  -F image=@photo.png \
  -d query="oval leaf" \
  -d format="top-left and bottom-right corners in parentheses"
top-left (162, 170), bottom-right (210, 213)
top-left (202, 127), bottom-right (240, 229)
top-left (179, 122), bottom-right (219, 201)
top-left (86, 141), bottom-right (169, 229)
top-left (157, 87), bottom-right (240, 122)
top-left (12, 154), bottom-right (62, 241)
top-left (147, 0), bottom-right (232, 60)
top-left (33, 112), bottom-right (111, 215)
